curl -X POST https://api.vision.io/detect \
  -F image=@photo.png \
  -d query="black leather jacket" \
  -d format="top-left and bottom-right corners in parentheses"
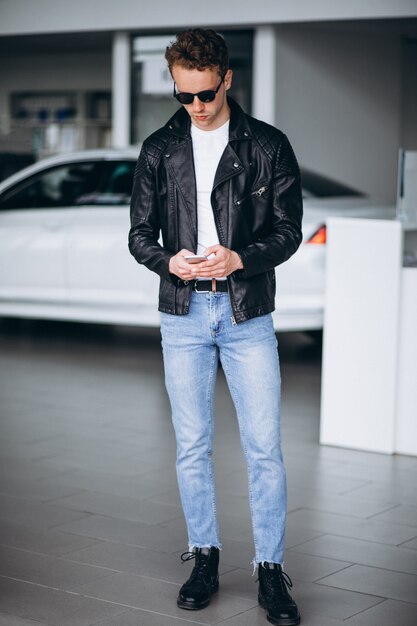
top-left (129, 97), bottom-right (303, 324)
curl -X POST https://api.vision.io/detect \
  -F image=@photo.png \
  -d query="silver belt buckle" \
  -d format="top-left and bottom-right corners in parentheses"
top-left (194, 280), bottom-right (210, 293)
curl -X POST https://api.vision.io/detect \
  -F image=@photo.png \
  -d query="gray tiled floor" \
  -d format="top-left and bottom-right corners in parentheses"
top-left (1, 319), bottom-right (417, 625)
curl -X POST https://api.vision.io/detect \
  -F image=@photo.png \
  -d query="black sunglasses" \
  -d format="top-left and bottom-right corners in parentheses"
top-left (173, 78), bottom-right (223, 105)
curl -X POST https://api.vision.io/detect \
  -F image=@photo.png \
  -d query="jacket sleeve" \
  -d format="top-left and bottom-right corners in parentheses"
top-left (128, 146), bottom-right (175, 283)
top-left (236, 134), bottom-right (303, 279)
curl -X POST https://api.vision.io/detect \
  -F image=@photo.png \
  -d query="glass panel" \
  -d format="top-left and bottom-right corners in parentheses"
top-left (0, 160), bottom-right (136, 211)
top-left (0, 162), bottom-right (96, 210)
top-left (76, 161), bottom-right (135, 206)
top-left (131, 30), bottom-right (253, 144)
top-left (5, 91), bottom-right (112, 159)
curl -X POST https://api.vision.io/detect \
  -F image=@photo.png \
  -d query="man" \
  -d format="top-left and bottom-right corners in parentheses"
top-left (129, 28), bottom-right (303, 626)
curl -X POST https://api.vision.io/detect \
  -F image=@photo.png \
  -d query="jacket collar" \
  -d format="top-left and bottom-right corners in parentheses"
top-left (164, 96), bottom-right (252, 141)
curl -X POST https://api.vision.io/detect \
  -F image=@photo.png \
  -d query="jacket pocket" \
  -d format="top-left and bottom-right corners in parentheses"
top-left (234, 184), bottom-right (269, 206)
top-left (159, 278), bottom-right (176, 313)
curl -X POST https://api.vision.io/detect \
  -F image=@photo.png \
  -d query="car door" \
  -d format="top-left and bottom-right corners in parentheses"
top-left (66, 159), bottom-right (160, 325)
top-left (0, 163), bottom-right (81, 305)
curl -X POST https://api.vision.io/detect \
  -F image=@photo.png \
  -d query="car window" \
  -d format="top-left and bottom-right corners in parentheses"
top-left (0, 162), bottom-right (101, 210)
top-left (0, 160), bottom-right (135, 210)
top-left (75, 161), bottom-right (135, 206)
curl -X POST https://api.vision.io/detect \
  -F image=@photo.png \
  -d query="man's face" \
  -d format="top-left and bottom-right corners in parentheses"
top-left (171, 65), bottom-right (233, 131)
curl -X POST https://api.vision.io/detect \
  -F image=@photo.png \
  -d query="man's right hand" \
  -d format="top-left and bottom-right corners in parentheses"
top-left (169, 249), bottom-right (206, 281)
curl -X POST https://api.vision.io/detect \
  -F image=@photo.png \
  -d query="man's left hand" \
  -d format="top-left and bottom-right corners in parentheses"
top-left (189, 244), bottom-right (243, 278)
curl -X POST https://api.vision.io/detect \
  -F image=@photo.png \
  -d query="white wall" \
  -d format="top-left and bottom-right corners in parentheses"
top-left (1, 0), bottom-right (416, 34)
top-left (0, 51), bottom-right (111, 120)
top-left (274, 26), bottom-right (402, 203)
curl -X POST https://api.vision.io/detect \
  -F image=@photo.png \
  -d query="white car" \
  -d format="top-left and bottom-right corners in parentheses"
top-left (0, 149), bottom-right (395, 331)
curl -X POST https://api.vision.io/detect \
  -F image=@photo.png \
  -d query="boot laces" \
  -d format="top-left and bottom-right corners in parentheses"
top-left (180, 550), bottom-right (210, 583)
top-left (259, 565), bottom-right (293, 599)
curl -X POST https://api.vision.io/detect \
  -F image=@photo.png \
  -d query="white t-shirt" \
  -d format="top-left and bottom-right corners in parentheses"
top-left (191, 120), bottom-right (229, 275)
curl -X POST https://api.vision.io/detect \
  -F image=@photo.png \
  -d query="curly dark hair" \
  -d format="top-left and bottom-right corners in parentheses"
top-left (165, 28), bottom-right (229, 77)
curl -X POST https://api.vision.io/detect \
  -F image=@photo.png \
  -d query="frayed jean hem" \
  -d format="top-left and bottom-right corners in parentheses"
top-left (251, 558), bottom-right (285, 576)
top-left (189, 543), bottom-right (222, 551)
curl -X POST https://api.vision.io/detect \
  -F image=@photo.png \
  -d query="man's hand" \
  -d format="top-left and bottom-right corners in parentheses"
top-left (169, 246), bottom-right (243, 281)
top-left (169, 249), bottom-right (201, 281)
top-left (187, 244), bottom-right (243, 279)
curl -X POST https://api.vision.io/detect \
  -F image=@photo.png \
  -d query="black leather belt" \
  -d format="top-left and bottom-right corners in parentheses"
top-left (193, 279), bottom-right (228, 293)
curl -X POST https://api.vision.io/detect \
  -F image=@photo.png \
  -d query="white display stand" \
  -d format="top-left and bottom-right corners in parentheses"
top-left (320, 217), bottom-right (417, 455)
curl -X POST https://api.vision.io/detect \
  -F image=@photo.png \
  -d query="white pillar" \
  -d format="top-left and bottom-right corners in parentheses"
top-left (112, 32), bottom-right (130, 148)
top-left (252, 25), bottom-right (276, 125)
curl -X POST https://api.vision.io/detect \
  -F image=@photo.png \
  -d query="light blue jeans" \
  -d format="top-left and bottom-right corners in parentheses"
top-left (160, 291), bottom-right (286, 565)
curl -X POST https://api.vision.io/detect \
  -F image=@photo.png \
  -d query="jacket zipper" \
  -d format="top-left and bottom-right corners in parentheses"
top-left (235, 185), bottom-right (268, 206)
top-left (210, 192), bottom-right (240, 326)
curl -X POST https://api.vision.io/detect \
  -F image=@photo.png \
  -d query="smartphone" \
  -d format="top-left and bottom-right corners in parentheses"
top-left (184, 254), bottom-right (208, 264)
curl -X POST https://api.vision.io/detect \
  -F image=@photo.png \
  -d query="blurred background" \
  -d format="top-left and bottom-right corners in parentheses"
top-left (0, 1), bottom-right (416, 202)
top-left (0, 3), bottom-right (417, 625)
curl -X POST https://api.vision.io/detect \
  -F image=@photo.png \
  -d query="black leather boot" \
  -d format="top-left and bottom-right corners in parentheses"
top-left (177, 547), bottom-right (220, 610)
top-left (258, 562), bottom-right (300, 625)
